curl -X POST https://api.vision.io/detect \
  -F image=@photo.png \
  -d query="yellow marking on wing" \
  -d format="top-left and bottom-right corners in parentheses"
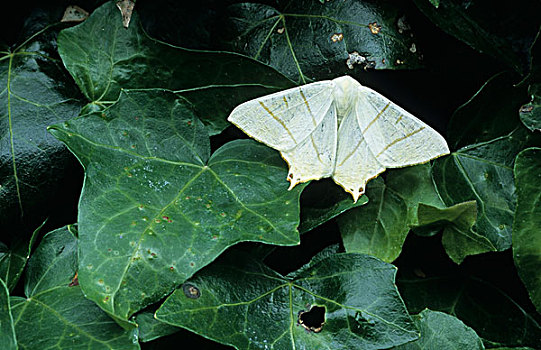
top-left (310, 135), bottom-right (325, 164)
top-left (395, 115), bottom-right (403, 124)
top-left (337, 138), bottom-right (364, 167)
top-left (259, 101), bottom-right (297, 143)
top-left (299, 89), bottom-right (317, 127)
top-left (362, 102), bottom-right (390, 133)
top-left (283, 96), bottom-right (288, 108)
top-left (376, 127), bottom-right (426, 158)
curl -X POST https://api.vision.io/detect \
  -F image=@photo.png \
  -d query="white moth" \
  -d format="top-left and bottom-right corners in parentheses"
top-left (228, 75), bottom-right (449, 202)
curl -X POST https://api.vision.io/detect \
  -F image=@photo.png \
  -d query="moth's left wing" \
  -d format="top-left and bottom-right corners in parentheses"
top-left (355, 86), bottom-right (449, 168)
top-left (227, 82), bottom-right (335, 152)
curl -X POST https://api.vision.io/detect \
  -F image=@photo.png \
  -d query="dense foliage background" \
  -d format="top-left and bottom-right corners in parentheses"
top-left (1, 0), bottom-right (540, 349)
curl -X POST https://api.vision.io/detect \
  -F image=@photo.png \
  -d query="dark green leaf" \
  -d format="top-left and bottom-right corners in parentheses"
top-left (0, 220), bottom-right (43, 291)
top-left (393, 309), bottom-right (484, 350)
top-left (11, 226), bottom-right (138, 350)
top-left (397, 275), bottom-right (541, 348)
top-left (412, 0), bottom-right (541, 74)
top-left (338, 164), bottom-right (489, 263)
top-left (135, 311), bottom-right (179, 343)
top-left (222, 1), bottom-right (423, 83)
top-left (513, 148), bottom-right (541, 313)
top-left (432, 127), bottom-right (534, 252)
top-left (156, 251), bottom-right (418, 350)
top-left (447, 72), bottom-right (527, 150)
top-left (57, 1), bottom-right (293, 135)
top-left (0, 279), bottom-right (17, 350)
top-left (0, 22), bottom-right (82, 228)
top-left (49, 89), bottom-right (303, 320)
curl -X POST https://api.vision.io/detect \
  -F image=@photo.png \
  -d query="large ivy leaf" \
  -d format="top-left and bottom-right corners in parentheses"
top-left (432, 127), bottom-right (536, 252)
top-left (0, 17), bottom-right (82, 229)
top-left (155, 250), bottom-right (418, 350)
top-left (0, 279), bottom-right (17, 350)
top-left (447, 72), bottom-right (527, 150)
top-left (512, 148), bottom-right (541, 313)
top-left (393, 309), bottom-right (484, 350)
top-left (10, 225), bottom-right (139, 350)
top-left (412, 0), bottom-right (541, 74)
top-left (222, 1), bottom-right (423, 83)
top-left (135, 311), bottom-right (179, 342)
top-left (57, 1), bottom-right (293, 135)
top-left (338, 164), bottom-right (493, 263)
top-left (397, 274), bottom-right (541, 348)
top-left (48, 89), bottom-right (304, 320)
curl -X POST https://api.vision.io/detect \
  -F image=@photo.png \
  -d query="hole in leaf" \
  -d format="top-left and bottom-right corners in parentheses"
top-left (182, 283), bottom-right (201, 299)
top-left (298, 305), bottom-right (325, 333)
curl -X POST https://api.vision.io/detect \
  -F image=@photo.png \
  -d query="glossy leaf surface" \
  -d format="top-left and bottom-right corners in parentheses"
top-left (223, 0), bottom-right (422, 83)
top-left (49, 89), bottom-right (303, 320)
top-left (11, 226), bottom-right (138, 350)
top-left (57, 1), bottom-right (293, 135)
top-left (513, 148), bottom-right (541, 313)
top-left (0, 19), bottom-right (82, 228)
top-left (0, 279), bottom-right (17, 350)
top-left (394, 309), bottom-right (484, 350)
top-left (156, 251), bottom-right (418, 350)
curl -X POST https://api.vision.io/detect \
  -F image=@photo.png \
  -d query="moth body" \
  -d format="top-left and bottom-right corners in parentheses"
top-left (228, 75), bottom-right (449, 202)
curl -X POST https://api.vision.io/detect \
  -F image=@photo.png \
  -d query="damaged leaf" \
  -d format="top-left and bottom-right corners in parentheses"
top-left (221, 1), bottom-right (423, 83)
top-left (156, 250), bottom-right (418, 350)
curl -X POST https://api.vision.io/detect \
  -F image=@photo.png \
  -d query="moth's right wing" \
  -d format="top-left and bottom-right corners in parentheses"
top-left (227, 81), bottom-right (335, 151)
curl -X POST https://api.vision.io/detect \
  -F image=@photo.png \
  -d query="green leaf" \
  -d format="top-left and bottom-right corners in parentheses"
top-left (0, 279), bottom-right (17, 350)
top-left (447, 72), bottom-right (527, 150)
top-left (48, 89), bottom-right (303, 320)
top-left (11, 226), bottom-right (138, 350)
top-left (397, 275), bottom-right (541, 348)
top-left (0, 220), bottom-right (43, 291)
top-left (57, 1), bottom-right (293, 135)
top-left (222, 1), bottom-right (423, 83)
top-left (338, 177), bottom-right (409, 262)
top-left (135, 311), bottom-right (179, 342)
top-left (155, 250), bottom-right (418, 350)
top-left (393, 309), bottom-right (484, 350)
top-left (428, 0), bottom-right (440, 8)
top-left (432, 127), bottom-right (534, 252)
top-left (412, 0), bottom-right (541, 74)
top-left (0, 21), bottom-right (82, 227)
top-left (338, 164), bottom-right (489, 263)
top-left (513, 147), bottom-right (541, 313)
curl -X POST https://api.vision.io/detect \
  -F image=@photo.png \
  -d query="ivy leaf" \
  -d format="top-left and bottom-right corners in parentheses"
top-left (0, 220), bottom-right (43, 291)
top-left (57, 1), bottom-right (293, 135)
top-left (513, 148), bottom-right (541, 313)
top-left (135, 311), bottom-right (179, 342)
top-left (447, 72), bottom-right (527, 150)
top-left (393, 309), bottom-right (484, 350)
top-left (338, 164), bottom-right (492, 263)
top-left (397, 275), bottom-right (541, 348)
top-left (412, 0), bottom-right (541, 74)
top-left (155, 250), bottom-right (418, 350)
top-left (222, 1), bottom-right (423, 83)
top-left (11, 225), bottom-right (139, 350)
top-left (0, 16), bottom-right (82, 228)
top-left (0, 279), bottom-right (17, 350)
top-left (432, 127), bottom-right (536, 253)
top-left (48, 89), bottom-right (303, 320)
